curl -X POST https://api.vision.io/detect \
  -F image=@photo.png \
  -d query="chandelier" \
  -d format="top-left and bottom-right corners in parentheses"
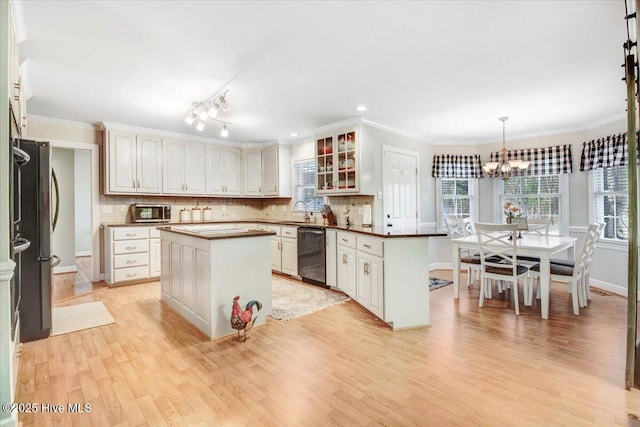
top-left (185, 90), bottom-right (231, 137)
top-left (482, 116), bottom-right (530, 181)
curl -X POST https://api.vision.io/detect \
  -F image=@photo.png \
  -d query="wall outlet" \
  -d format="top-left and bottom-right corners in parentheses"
top-left (103, 205), bottom-right (113, 214)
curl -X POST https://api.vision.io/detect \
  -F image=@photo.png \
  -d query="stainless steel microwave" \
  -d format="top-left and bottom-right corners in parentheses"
top-left (130, 204), bottom-right (171, 223)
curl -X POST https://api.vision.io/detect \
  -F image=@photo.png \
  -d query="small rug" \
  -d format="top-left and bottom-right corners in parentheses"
top-left (51, 301), bottom-right (115, 336)
top-left (271, 277), bottom-right (350, 320)
top-left (429, 277), bottom-right (453, 291)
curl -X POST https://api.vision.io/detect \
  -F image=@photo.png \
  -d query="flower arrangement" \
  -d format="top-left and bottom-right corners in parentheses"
top-left (503, 202), bottom-right (521, 219)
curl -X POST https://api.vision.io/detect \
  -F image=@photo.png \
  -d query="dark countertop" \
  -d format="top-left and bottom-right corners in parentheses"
top-left (157, 225), bottom-right (276, 240)
top-left (104, 220), bottom-right (446, 239)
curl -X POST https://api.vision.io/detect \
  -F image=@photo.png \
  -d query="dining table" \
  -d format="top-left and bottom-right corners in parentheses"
top-left (450, 233), bottom-right (577, 319)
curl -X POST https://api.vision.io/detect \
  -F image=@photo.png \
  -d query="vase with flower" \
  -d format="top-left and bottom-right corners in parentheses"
top-left (503, 202), bottom-right (523, 238)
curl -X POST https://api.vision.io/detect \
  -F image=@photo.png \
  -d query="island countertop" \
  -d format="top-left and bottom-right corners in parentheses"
top-left (157, 224), bottom-right (276, 240)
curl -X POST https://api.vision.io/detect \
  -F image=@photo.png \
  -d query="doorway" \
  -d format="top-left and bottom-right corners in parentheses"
top-left (382, 145), bottom-right (419, 233)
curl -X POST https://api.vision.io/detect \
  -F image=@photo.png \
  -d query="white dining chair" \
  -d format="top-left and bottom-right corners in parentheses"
top-left (528, 223), bottom-right (600, 315)
top-left (475, 223), bottom-right (530, 315)
top-left (445, 217), bottom-right (480, 287)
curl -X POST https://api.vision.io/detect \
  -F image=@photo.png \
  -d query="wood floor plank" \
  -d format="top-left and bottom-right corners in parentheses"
top-left (13, 269), bottom-right (640, 426)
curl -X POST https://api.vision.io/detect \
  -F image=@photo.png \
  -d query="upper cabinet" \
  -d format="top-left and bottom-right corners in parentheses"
top-left (205, 145), bottom-right (242, 196)
top-left (242, 144), bottom-right (291, 198)
top-left (315, 127), bottom-right (365, 195)
top-left (106, 131), bottom-right (162, 194)
top-left (162, 139), bottom-right (205, 195)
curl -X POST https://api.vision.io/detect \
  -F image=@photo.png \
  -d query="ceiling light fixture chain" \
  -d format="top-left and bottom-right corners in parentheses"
top-left (185, 89), bottom-right (232, 137)
top-left (482, 116), bottom-right (530, 181)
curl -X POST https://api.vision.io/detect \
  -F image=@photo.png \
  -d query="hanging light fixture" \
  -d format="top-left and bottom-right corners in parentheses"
top-left (184, 90), bottom-right (231, 136)
top-left (482, 117), bottom-right (530, 181)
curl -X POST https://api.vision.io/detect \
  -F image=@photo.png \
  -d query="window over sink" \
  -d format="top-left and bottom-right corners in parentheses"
top-left (293, 159), bottom-right (324, 211)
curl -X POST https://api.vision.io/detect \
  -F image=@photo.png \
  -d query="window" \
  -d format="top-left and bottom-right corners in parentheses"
top-left (440, 177), bottom-right (474, 226)
top-left (293, 159), bottom-right (324, 211)
top-left (499, 174), bottom-right (562, 235)
top-left (593, 167), bottom-right (629, 241)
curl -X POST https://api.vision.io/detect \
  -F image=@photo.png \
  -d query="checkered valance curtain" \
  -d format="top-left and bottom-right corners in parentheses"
top-left (431, 154), bottom-right (483, 178)
top-left (488, 144), bottom-right (573, 176)
top-left (579, 133), bottom-right (639, 171)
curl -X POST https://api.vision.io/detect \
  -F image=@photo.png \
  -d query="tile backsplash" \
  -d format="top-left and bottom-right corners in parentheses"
top-left (100, 195), bottom-right (376, 226)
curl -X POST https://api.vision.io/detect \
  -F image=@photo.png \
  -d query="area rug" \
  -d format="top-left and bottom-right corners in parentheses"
top-left (271, 277), bottom-right (350, 320)
top-left (429, 277), bottom-right (453, 291)
top-left (51, 301), bottom-right (115, 336)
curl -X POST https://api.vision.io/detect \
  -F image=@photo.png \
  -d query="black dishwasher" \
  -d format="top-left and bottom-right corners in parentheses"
top-left (297, 227), bottom-right (327, 287)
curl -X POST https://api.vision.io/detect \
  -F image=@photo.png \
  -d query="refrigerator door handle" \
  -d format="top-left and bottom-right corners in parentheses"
top-left (13, 145), bottom-right (31, 166)
top-left (51, 168), bottom-right (60, 232)
top-left (12, 237), bottom-right (31, 254)
top-left (39, 254), bottom-right (61, 267)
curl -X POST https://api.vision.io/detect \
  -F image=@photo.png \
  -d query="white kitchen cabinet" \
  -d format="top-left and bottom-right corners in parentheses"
top-left (149, 227), bottom-right (161, 278)
top-left (243, 149), bottom-right (263, 196)
top-left (106, 131), bottom-right (162, 194)
top-left (357, 253), bottom-right (384, 319)
top-left (162, 139), bottom-right (205, 195)
top-left (337, 245), bottom-right (357, 298)
top-left (205, 144), bottom-right (242, 196)
top-left (269, 225), bottom-right (298, 275)
top-left (325, 229), bottom-right (337, 288)
top-left (243, 144), bottom-right (291, 197)
top-left (105, 225), bottom-right (164, 285)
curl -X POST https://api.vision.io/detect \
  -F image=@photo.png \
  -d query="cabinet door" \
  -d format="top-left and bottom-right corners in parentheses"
top-left (262, 146), bottom-right (278, 195)
top-left (170, 242), bottom-right (182, 304)
top-left (325, 230), bottom-right (337, 288)
top-left (163, 140), bottom-right (185, 194)
top-left (161, 240), bottom-right (171, 296)
top-left (337, 246), bottom-right (357, 298)
top-left (195, 249), bottom-right (211, 324)
top-left (149, 238), bottom-right (161, 278)
top-left (281, 238), bottom-right (298, 276)
top-left (224, 149), bottom-right (243, 195)
top-left (181, 245), bottom-right (196, 315)
top-left (271, 236), bottom-right (282, 272)
top-left (108, 132), bottom-right (137, 193)
top-left (356, 255), bottom-right (371, 308)
top-left (184, 142), bottom-right (205, 194)
top-left (205, 145), bottom-right (224, 195)
top-left (136, 134), bottom-right (162, 193)
top-left (368, 256), bottom-right (384, 319)
top-left (244, 149), bottom-right (263, 196)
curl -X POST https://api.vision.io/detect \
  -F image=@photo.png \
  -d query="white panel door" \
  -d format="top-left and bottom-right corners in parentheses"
top-left (181, 245), bottom-right (196, 315)
top-left (368, 256), bottom-right (384, 319)
top-left (383, 147), bottom-right (418, 233)
top-left (281, 238), bottom-right (298, 276)
top-left (163, 140), bottom-right (185, 194)
top-left (244, 149), bottom-right (263, 195)
top-left (184, 142), bottom-right (205, 194)
top-left (325, 230), bottom-right (337, 288)
top-left (170, 242), bottom-right (182, 304)
top-left (262, 146), bottom-right (278, 195)
top-left (195, 249), bottom-right (211, 323)
top-left (160, 240), bottom-right (171, 296)
top-left (149, 239), bottom-right (161, 278)
top-left (136, 134), bottom-right (162, 193)
top-left (271, 236), bottom-right (282, 272)
top-left (205, 144), bottom-right (224, 195)
top-left (108, 131), bottom-right (136, 193)
top-left (224, 148), bottom-right (243, 195)
top-left (356, 255), bottom-right (371, 308)
top-left (337, 246), bottom-right (357, 298)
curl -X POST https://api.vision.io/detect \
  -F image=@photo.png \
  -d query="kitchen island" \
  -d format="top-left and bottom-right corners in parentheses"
top-left (158, 224), bottom-right (275, 340)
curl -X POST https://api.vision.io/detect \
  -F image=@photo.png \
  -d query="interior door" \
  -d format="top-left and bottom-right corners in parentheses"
top-left (383, 147), bottom-right (418, 233)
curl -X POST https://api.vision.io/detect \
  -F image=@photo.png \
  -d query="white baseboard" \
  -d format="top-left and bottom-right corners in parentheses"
top-left (590, 278), bottom-right (640, 300)
top-left (75, 251), bottom-right (92, 257)
top-left (429, 263), bottom-right (452, 271)
top-left (53, 265), bottom-right (78, 274)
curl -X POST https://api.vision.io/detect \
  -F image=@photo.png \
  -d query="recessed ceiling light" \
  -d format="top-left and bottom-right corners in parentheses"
top-left (290, 132), bottom-right (298, 137)
top-left (355, 105), bottom-right (367, 112)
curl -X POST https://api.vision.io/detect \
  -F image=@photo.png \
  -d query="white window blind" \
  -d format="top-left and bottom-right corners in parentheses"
top-left (441, 178), bottom-right (473, 226)
top-left (593, 167), bottom-right (629, 241)
top-left (499, 174), bottom-right (562, 235)
top-left (294, 159), bottom-right (324, 211)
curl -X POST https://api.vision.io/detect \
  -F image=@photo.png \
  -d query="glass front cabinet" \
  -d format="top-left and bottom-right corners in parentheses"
top-left (316, 128), bottom-right (358, 194)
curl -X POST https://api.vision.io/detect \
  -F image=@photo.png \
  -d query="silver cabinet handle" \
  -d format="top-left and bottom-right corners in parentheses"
top-left (363, 244), bottom-right (371, 248)
top-left (137, 180), bottom-right (140, 188)
top-left (126, 233), bottom-right (136, 236)
top-left (133, 180), bottom-right (136, 189)
top-left (341, 238), bottom-right (348, 242)
top-left (126, 273), bottom-right (137, 278)
top-left (125, 246), bottom-right (136, 250)
top-left (126, 260), bottom-right (136, 264)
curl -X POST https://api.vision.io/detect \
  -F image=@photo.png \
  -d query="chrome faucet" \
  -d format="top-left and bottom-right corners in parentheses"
top-left (294, 200), bottom-right (310, 223)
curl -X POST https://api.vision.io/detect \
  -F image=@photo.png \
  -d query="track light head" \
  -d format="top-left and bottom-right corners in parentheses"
top-left (195, 120), bottom-right (205, 132)
top-left (220, 123), bottom-right (229, 137)
top-left (185, 110), bottom-right (197, 125)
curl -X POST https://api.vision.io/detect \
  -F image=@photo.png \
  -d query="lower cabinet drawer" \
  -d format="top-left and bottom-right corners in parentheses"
top-left (113, 239), bottom-right (149, 255)
top-left (114, 252), bottom-right (149, 269)
top-left (114, 265), bottom-right (149, 282)
top-left (357, 235), bottom-right (384, 257)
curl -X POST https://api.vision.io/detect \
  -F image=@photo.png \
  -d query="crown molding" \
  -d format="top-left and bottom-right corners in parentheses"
top-left (28, 115), bottom-right (100, 131)
top-left (312, 117), bottom-right (365, 134)
top-left (584, 113), bottom-right (626, 131)
top-left (101, 121), bottom-right (245, 146)
top-left (360, 119), bottom-right (427, 143)
top-left (11, 0), bottom-right (26, 42)
top-left (312, 117), bottom-right (428, 143)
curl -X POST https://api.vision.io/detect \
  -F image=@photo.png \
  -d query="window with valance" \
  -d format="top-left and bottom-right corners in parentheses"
top-left (488, 144), bottom-right (573, 176)
top-left (432, 155), bottom-right (481, 228)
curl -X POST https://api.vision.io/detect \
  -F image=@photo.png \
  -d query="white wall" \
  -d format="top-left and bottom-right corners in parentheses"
top-left (74, 149), bottom-right (91, 255)
top-left (51, 148), bottom-right (76, 271)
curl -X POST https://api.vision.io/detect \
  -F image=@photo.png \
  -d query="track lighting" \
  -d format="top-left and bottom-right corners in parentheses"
top-left (185, 90), bottom-right (231, 136)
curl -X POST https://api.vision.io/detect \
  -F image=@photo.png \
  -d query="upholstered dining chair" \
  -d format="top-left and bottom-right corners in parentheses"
top-left (528, 223), bottom-right (600, 315)
top-left (475, 223), bottom-right (530, 315)
top-left (516, 218), bottom-right (552, 266)
top-left (445, 217), bottom-right (480, 287)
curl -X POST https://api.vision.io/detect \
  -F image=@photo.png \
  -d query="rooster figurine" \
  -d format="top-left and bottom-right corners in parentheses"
top-left (230, 296), bottom-right (262, 341)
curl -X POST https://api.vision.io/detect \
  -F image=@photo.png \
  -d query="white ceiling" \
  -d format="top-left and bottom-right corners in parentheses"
top-left (18, 0), bottom-right (627, 145)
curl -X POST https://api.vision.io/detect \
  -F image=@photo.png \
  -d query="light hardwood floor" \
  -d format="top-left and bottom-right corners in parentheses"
top-left (15, 270), bottom-right (640, 426)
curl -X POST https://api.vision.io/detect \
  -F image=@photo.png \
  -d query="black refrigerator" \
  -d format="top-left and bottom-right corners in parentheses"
top-left (18, 139), bottom-right (60, 342)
